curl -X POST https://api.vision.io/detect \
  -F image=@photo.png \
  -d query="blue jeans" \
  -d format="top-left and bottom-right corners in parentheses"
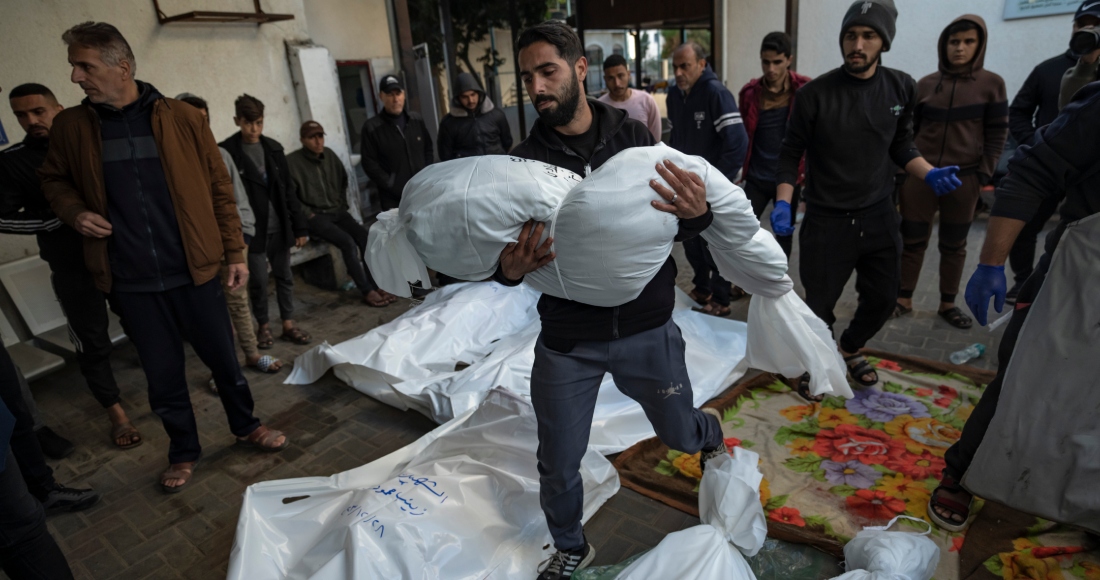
top-left (530, 320), bottom-right (723, 551)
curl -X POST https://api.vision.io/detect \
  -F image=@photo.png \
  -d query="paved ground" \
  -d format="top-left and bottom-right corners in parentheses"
top-left (10, 212), bottom-right (1035, 579)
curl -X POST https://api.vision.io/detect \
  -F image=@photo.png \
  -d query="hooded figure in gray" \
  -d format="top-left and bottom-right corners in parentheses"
top-left (437, 73), bottom-right (514, 160)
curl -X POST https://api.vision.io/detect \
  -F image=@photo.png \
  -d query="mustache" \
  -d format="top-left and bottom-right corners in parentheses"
top-left (534, 94), bottom-right (558, 106)
top-left (846, 51), bottom-right (867, 59)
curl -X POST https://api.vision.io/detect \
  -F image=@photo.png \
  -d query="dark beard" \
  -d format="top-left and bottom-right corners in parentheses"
top-left (842, 52), bottom-right (881, 75)
top-left (535, 71), bottom-right (581, 127)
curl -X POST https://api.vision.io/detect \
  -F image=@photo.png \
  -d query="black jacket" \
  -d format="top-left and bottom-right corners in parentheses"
top-left (360, 109), bottom-right (433, 210)
top-left (438, 73), bottom-right (513, 160)
top-left (777, 66), bottom-right (921, 213)
top-left (220, 133), bottom-right (308, 253)
top-left (503, 99), bottom-right (713, 344)
top-left (993, 81), bottom-right (1100, 256)
top-left (0, 135), bottom-right (86, 269)
top-left (1008, 51), bottom-right (1076, 146)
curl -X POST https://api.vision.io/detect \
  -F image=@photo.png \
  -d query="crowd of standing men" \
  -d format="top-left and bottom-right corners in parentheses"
top-left (1, 0), bottom-right (1099, 577)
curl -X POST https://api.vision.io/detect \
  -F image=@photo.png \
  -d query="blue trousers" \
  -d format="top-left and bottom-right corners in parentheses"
top-left (530, 320), bottom-right (723, 551)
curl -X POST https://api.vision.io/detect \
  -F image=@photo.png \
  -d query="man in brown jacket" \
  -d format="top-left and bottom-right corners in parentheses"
top-left (39, 22), bottom-right (289, 493)
top-left (894, 15), bottom-right (1008, 329)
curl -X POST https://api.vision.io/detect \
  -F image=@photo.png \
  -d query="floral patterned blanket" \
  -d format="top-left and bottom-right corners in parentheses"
top-left (612, 350), bottom-right (1100, 580)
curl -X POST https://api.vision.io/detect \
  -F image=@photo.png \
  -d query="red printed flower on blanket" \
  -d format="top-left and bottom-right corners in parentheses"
top-left (813, 424), bottom-right (905, 465)
top-left (884, 448), bottom-right (947, 480)
top-left (768, 507), bottom-right (806, 527)
top-left (724, 437), bottom-right (742, 452)
top-left (884, 415), bottom-right (960, 458)
top-left (846, 489), bottom-right (907, 520)
top-left (874, 359), bottom-right (903, 371)
top-left (933, 385), bottom-right (958, 408)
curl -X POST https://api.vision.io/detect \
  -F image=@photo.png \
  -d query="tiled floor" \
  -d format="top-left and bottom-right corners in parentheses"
top-left (11, 213), bottom-right (1030, 579)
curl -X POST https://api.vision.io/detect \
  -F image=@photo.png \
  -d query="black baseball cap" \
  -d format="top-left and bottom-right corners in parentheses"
top-left (1076, 0), bottom-right (1100, 21)
top-left (379, 74), bottom-right (404, 94)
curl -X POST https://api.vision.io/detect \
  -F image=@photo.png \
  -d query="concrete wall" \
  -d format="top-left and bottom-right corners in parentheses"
top-left (0, 0), bottom-right (396, 265)
top-left (722, 0), bottom-right (786, 92)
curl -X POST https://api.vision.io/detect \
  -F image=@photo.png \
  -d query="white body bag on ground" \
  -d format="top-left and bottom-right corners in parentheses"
top-left (830, 517), bottom-right (940, 580)
top-left (367, 145), bottom-right (849, 397)
top-left (228, 388), bottom-right (619, 580)
top-left (610, 448), bottom-right (768, 579)
top-left (288, 282), bottom-right (748, 454)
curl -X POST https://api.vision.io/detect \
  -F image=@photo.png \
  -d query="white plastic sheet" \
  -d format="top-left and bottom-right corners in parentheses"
top-left (830, 517), bottom-right (940, 580)
top-left (228, 388), bottom-right (619, 580)
top-left (613, 448), bottom-right (766, 579)
top-left (287, 282), bottom-right (748, 454)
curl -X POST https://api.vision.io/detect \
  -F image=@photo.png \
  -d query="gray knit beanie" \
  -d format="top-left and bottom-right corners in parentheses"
top-left (840, 0), bottom-right (898, 51)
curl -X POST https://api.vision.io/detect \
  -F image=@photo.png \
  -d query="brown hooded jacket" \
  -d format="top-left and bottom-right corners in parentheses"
top-left (913, 15), bottom-right (1008, 181)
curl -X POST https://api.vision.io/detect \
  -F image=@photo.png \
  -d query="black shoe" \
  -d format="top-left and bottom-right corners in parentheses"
top-left (35, 426), bottom-right (75, 459)
top-left (1005, 282), bottom-right (1022, 305)
top-left (699, 408), bottom-right (729, 474)
top-left (537, 542), bottom-right (595, 579)
top-left (41, 484), bottom-right (100, 515)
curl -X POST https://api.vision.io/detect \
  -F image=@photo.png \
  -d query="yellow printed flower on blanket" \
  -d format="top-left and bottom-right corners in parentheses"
top-left (780, 404), bottom-right (814, 422)
top-left (885, 414), bottom-right (960, 457)
top-left (786, 438), bottom-right (816, 457)
top-left (759, 478), bottom-right (772, 507)
top-left (819, 408), bottom-right (860, 429)
top-left (876, 474), bottom-right (931, 519)
top-left (672, 451), bottom-right (702, 480)
top-left (999, 550), bottom-right (1067, 580)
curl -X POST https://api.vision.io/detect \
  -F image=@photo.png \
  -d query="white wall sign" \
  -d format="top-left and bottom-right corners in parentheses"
top-left (1004, 0), bottom-right (1080, 20)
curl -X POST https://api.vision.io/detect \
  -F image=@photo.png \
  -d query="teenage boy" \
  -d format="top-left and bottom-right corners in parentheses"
top-left (497, 21), bottom-right (726, 579)
top-left (895, 16), bottom-right (1008, 330)
top-left (597, 53), bottom-right (662, 142)
top-left (288, 120), bottom-right (398, 307)
top-left (175, 93), bottom-right (283, 375)
top-left (738, 31), bottom-right (812, 257)
top-left (772, 0), bottom-right (962, 397)
top-left (221, 94), bottom-right (312, 348)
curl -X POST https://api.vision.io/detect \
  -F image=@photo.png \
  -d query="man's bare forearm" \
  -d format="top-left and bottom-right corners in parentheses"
top-left (777, 183), bottom-right (795, 204)
top-left (978, 216), bottom-right (1027, 266)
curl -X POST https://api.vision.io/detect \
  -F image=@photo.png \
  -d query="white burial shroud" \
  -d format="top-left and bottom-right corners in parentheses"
top-left (227, 388), bottom-right (619, 580)
top-left (287, 282), bottom-right (749, 455)
top-left (367, 145), bottom-right (849, 397)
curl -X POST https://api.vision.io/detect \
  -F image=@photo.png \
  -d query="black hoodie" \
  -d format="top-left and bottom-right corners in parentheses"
top-left (437, 73), bottom-right (513, 160)
top-left (503, 99), bottom-right (713, 345)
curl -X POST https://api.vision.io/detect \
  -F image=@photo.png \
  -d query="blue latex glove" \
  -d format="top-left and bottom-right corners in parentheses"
top-left (925, 165), bottom-right (963, 196)
top-left (964, 264), bottom-right (1006, 326)
top-left (770, 200), bottom-right (795, 236)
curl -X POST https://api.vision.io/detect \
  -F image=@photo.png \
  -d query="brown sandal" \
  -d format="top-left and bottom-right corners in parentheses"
top-left (688, 289), bottom-right (712, 305)
top-left (279, 327), bottom-right (312, 345)
top-left (236, 425), bottom-right (289, 452)
top-left (256, 325), bottom-right (274, 350)
top-left (692, 301), bottom-right (731, 317)
top-left (161, 461), bottom-right (197, 494)
top-left (111, 421), bottom-right (143, 450)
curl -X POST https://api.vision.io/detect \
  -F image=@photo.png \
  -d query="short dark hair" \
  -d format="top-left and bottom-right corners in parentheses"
top-left (674, 41), bottom-right (707, 62)
top-left (234, 94), bottom-right (264, 121)
top-left (761, 31), bottom-right (793, 58)
top-left (8, 83), bottom-right (58, 104)
top-left (945, 19), bottom-right (980, 38)
top-left (178, 95), bottom-right (208, 112)
top-left (602, 53), bottom-right (628, 72)
top-left (62, 22), bottom-right (137, 74)
top-left (517, 20), bottom-right (583, 65)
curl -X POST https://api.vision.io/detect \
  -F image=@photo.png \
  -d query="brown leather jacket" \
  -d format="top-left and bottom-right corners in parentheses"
top-left (913, 14), bottom-right (1009, 182)
top-left (39, 92), bottom-right (245, 293)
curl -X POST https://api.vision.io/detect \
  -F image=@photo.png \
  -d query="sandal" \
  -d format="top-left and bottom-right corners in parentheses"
top-left (111, 421), bottom-right (143, 450)
top-left (892, 302), bottom-right (913, 319)
top-left (256, 326), bottom-right (274, 350)
top-left (248, 355), bottom-right (283, 374)
top-left (938, 307), bottom-right (973, 329)
top-left (928, 471), bottom-right (974, 532)
top-left (729, 286), bottom-right (749, 302)
top-left (843, 353), bottom-right (879, 387)
top-left (236, 425), bottom-right (289, 453)
top-left (688, 289), bottom-right (712, 306)
top-left (207, 377), bottom-right (218, 394)
top-left (280, 327), bottom-right (312, 345)
top-left (794, 373), bottom-right (823, 402)
top-left (692, 301), bottom-right (731, 317)
top-left (161, 460), bottom-right (197, 494)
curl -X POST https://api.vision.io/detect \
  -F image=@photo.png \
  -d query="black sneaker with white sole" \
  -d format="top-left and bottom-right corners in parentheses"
top-left (537, 541), bottom-right (595, 579)
top-left (41, 484), bottom-right (100, 515)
